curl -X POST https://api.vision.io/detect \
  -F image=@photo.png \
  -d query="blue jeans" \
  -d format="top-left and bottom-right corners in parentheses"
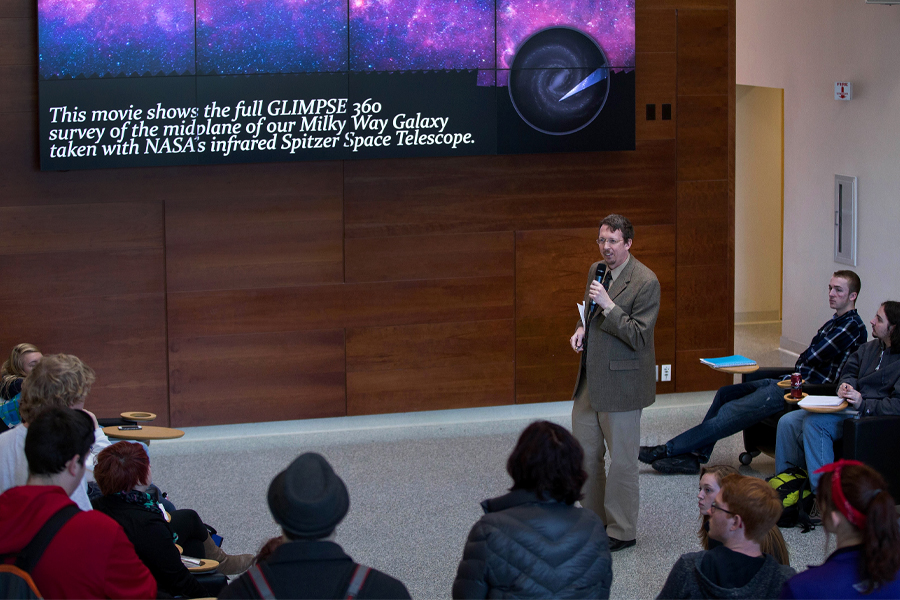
top-left (666, 379), bottom-right (785, 461)
top-left (775, 409), bottom-right (854, 490)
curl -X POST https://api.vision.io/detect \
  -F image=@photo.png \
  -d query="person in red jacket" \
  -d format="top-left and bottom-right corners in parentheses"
top-left (0, 407), bottom-right (156, 599)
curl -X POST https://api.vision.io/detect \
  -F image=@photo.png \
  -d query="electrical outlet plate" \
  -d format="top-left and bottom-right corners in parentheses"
top-left (661, 364), bottom-right (672, 382)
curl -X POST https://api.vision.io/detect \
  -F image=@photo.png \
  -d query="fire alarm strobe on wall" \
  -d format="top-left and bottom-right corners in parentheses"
top-left (835, 82), bottom-right (853, 100)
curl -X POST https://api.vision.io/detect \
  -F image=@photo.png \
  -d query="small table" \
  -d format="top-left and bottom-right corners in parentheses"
top-left (783, 392), bottom-right (808, 403)
top-left (184, 558), bottom-right (219, 573)
top-left (103, 425), bottom-right (185, 443)
top-left (703, 363), bottom-right (759, 375)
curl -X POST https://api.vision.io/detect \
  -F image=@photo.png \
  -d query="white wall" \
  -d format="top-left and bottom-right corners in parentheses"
top-left (735, 85), bottom-right (783, 323)
top-left (737, 0), bottom-right (900, 350)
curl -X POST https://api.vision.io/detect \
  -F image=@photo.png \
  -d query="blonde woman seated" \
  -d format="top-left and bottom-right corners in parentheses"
top-left (697, 465), bottom-right (789, 565)
top-left (0, 343), bottom-right (42, 428)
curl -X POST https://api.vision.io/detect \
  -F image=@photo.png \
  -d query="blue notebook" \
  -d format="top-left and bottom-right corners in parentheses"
top-left (699, 355), bottom-right (758, 369)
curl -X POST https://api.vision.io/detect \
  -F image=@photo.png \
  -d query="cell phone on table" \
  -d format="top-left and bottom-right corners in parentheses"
top-left (118, 425), bottom-right (142, 430)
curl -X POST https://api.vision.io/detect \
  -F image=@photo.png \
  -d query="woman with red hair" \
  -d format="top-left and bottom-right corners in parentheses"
top-left (780, 460), bottom-right (900, 598)
top-left (92, 442), bottom-right (254, 598)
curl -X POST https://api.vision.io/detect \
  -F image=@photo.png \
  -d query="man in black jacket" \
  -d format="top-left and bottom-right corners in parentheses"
top-left (219, 452), bottom-right (411, 600)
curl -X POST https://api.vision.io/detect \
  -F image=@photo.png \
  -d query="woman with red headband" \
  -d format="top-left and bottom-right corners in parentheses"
top-left (780, 460), bottom-right (900, 598)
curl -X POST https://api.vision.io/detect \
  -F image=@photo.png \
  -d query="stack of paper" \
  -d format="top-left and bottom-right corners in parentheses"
top-left (798, 396), bottom-right (846, 408)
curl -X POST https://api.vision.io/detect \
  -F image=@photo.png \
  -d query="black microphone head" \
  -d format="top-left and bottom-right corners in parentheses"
top-left (595, 263), bottom-right (607, 281)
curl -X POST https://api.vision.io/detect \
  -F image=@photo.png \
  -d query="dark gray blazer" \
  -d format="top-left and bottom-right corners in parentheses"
top-left (573, 255), bottom-right (660, 413)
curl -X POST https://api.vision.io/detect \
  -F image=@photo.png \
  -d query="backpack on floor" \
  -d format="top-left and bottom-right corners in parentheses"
top-left (768, 467), bottom-right (816, 532)
top-left (0, 504), bottom-right (79, 599)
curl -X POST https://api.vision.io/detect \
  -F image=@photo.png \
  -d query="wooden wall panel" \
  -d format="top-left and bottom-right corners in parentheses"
top-left (0, 250), bottom-right (163, 299)
top-left (636, 9), bottom-right (676, 53)
top-left (0, 0), bottom-right (31, 18)
top-left (344, 141), bottom-right (677, 238)
top-left (0, 203), bottom-right (167, 423)
top-left (0, 65), bottom-right (34, 113)
top-left (168, 277), bottom-right (514, 338)
top-left (0, 202), bottom-right (162, 253)
top-left (674, 4), bottom-right (734, 392)
top-left (168, 331), bottom-right (346, 426)
top-left (637, 231), bottom-right (678, 396)
top-left (676, 264), bottom-right (730, 351)
top-left (677, 9), bottom-right (730, 96)
top-left (677, 180), bottom-right (729, 266)
top-left (639, 0), bottom-right (729, 8)
top-left (676, 95), bottom-right (729, 182)
top-left (166, 195), bottom-right (344, 293)
top-left (0, 294), bottom-right (169, 417)
top-left (516, 316), bottom-right (579, 405)
top-left (0, 17), bottom-right (34, 66)
top-left (346, 320), bottom-right (514, 414)
top-left (636, 8), bottom-right (676, 142)
top-left (345, 232), bottom-right (514, 283)
top-left (636, 52), bottom-right (676, 141)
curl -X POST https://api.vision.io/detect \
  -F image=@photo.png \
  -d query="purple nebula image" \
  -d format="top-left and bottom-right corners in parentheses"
top-left (197, 0), bottom-right (348, 74)
top-left (349, 0), bottom-right (495, 71)
top-left (38, 0), bottom-right (195, 78)
top-left (498, 0), bottom-right (634, 71)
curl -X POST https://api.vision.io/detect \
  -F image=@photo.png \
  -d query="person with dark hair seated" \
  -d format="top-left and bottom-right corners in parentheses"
top-left (219, 452), bottom-right (411, 599)
top-left (776, 301), bottom-right (900, 491)
top-left (0, 407), bottom-right (156, 599)
top-left (780, 460), bottom-right (900, 599)
top-left (658, 474), bottom-right (795, 599)
top-left (92, 441), bottom-right (254, 597)
top-left (452, 421), bottom-right (612, 599)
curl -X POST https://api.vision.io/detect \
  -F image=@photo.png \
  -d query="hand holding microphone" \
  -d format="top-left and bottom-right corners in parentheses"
top-left (589, 264), bottom-right (613, 312)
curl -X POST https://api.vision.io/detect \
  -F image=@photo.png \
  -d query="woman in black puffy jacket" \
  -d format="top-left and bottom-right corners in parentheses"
top-left (452, 420), bottom-right (612, 599)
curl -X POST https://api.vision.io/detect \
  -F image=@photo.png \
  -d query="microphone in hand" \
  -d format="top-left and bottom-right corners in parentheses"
top-left (589, 263), bottom-right (607, 311)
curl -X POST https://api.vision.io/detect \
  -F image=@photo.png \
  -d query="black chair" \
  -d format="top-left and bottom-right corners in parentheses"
top-left (842, 415), bottom-right (900, 500)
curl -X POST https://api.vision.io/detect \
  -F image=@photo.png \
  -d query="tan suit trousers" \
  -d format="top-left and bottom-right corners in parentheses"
top-left (572, 368), bottom-right (641, 541)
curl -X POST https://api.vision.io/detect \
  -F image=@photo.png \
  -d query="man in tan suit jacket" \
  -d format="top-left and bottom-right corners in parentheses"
top-left (569, 214), bottom-right (660, 551)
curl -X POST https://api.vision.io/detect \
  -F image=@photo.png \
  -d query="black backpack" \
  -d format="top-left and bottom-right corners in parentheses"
top-left (0, 505), bottom-right (79, 599)
top-left (768, 467), bottom-right (816, 532)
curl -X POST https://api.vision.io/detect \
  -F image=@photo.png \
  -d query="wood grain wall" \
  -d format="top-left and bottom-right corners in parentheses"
top-left (0, 0), bottom-right (735, 427)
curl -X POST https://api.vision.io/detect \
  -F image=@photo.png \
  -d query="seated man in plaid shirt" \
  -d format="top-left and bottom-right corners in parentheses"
top-left (640, 270), bottom-right (867, 475)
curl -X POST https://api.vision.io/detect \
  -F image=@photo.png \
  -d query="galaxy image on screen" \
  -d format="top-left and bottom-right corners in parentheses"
top-left (38, 0), bottom-right (633, 80)
top-left (38, 0), bottom-right (195, 78)
top-left (38, 0), bottom-right (634, 169)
